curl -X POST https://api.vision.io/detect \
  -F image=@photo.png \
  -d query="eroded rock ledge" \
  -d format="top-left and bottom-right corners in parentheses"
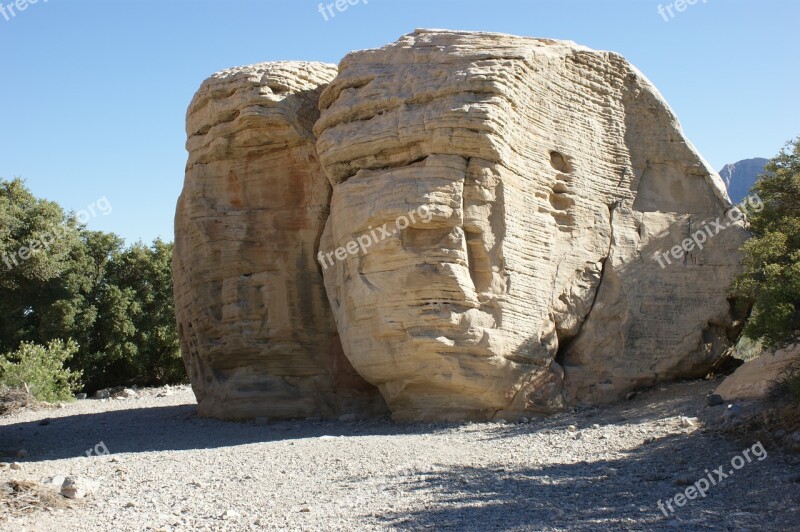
top-left (174, 30), bottom-right (748, 422)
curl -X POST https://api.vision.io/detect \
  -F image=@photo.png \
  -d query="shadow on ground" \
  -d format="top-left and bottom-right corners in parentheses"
top-left (2, 380), bottom-right (799, 530)
top-left (0, 380), bottom-right (703, 462)
top-left (367, 431), bottom-right (800, 531)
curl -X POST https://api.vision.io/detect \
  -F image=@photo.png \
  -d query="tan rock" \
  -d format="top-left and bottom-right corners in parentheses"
top-left (173, 62), bottom-right (387, 420)
top-left (715, 345), bottom-right (799, 401)
top-left (314, 30), bottom-right (747, 420)
top-left (60, 476), bottom-right (98, 499)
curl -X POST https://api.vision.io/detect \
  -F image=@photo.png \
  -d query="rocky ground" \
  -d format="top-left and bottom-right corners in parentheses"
top-left (1, 380), bottom-right (799, 531)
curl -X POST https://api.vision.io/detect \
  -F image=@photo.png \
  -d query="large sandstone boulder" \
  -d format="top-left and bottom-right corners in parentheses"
top-left (314, 30), bottom-right (748, 420)
top-left (174, 30), bottom-right (749, 422)
top-left (173, 62), bottom-right (387, 420)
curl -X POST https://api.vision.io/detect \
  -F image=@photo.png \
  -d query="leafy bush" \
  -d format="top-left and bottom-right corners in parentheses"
top-left (733, 137), bottom-right (800, 349)
top-left (0, 340), bottom-right (81, 402)
top-left (732, 335), bottom-right (764, 362)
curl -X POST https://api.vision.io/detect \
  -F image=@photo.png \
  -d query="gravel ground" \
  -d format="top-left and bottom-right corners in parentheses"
top-left (1, 380), bottom-right (799, 531)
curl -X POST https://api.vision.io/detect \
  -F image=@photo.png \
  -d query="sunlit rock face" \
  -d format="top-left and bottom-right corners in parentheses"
top-left (175, 31), bottom-right (747, 422)
top-left (313, 30), bottom-right (747, 421)
top-left (173, 62), bottom-right (387, 420)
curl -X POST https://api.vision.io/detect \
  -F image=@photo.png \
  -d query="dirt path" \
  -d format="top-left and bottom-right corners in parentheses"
top-left (1, 380), bottom-right (798, 531)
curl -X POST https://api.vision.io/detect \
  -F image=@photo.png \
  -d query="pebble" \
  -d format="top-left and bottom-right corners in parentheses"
top-left (61, 476), bottom-right (99, 499)
top-left (707, 394), bottom-right (724, 406)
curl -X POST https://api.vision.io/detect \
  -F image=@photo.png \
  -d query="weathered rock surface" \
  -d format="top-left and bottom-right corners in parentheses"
top-left (173, 62), bottom-right (386, 420)
top-left (175, 30), bottom-right (749, 422)
top-left (314, 30), bottom-right (748, 420)
top-left (715, 344), bottom-right (799, 401)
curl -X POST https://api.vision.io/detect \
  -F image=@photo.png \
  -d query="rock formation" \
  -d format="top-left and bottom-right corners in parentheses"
top-left (715, 345), bottom-right (798, 401)
top-left (173, 62), bottom-right (386, 420)
top-left (719, 158), bottom-right (768, 204)
top-left (174, 30), bottom-right (749, 422)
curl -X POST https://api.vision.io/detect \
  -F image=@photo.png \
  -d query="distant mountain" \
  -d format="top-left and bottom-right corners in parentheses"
top-left (718, 158), bottom-right (769, 204)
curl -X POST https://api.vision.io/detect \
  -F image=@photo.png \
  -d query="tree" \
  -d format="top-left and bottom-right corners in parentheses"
top-left (75, 239), bottom-right (183, 390)
top-left (0, 178), bottom-right (185, 393)
top-left (0, 178), bottom-right (85, 353)
top-left (733, 137), bottom-right (800, 349)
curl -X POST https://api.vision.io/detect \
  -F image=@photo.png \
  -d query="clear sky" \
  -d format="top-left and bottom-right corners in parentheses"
top-left (1, 0), bottom-right (797, 244)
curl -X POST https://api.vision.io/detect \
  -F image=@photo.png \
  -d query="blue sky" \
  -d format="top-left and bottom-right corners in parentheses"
top-left (1, 0), bottom-right (797, 244)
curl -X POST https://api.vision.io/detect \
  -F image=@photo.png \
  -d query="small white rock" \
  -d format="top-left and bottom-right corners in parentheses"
top-left (113, 388), bottom-right (137, 399)
top-left (60, 476), bottom-right (99, 499)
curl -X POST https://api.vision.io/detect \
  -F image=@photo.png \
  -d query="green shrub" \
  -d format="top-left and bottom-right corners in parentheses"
top-left (732, 335), bottom-right (764, 362)
top-left (733, 137), bottom-right (800, 349)
top-left (0, 340), bottom-right (81, 402)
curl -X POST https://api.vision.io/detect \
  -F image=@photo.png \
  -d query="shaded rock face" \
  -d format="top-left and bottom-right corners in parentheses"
top-left (173, 62), bottom-right (387, 420)
top-left (175, 31), bottom-right (748, 422)
top-left (314, 30), bottom-right (747, 420)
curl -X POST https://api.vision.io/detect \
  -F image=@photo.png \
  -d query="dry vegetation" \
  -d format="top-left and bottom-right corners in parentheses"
top-left (0, 385), bottom-right (35, 416)
top-left (0, 480), bottom-right (73, 519)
